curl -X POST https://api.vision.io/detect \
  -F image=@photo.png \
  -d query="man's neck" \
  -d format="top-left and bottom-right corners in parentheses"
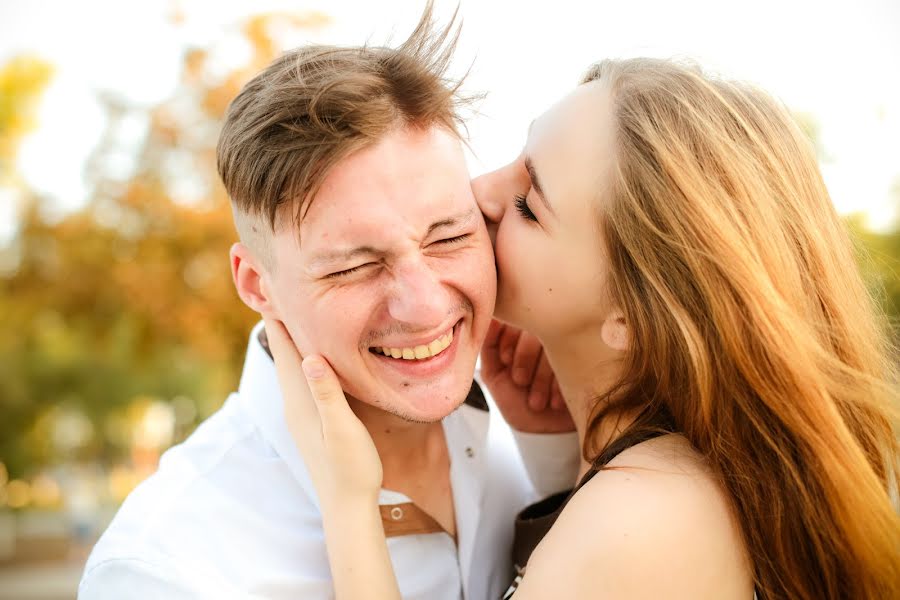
top-left (346, 396), bottom-right (447, 485)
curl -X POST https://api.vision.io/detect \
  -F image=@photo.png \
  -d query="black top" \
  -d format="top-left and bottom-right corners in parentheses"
top-left (503, 425), bottom-right (673, 599)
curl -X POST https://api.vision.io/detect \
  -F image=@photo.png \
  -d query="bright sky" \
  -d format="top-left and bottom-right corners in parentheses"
top-left (1, 0), bottom-right (899, 243)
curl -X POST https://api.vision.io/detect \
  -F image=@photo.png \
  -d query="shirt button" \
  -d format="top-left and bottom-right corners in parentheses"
top-left (465, 447), bottom-right (475, 458)
top-left (390, 507), bottom-right (404, 520)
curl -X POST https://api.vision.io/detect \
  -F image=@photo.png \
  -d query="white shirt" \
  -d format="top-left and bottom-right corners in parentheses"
top-left (79, 323), bottom-right (578, 600)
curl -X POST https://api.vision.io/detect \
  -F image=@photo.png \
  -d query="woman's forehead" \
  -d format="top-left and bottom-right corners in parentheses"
top-left (526, 82), bottom-right (617, 211)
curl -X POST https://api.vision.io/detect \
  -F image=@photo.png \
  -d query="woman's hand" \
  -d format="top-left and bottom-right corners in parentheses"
top-left (481, 319), bottom-right (575, 434)
top-left (264, 317), bottom-right (383, 505)
top-left (264, 317), bottom-right (400, 600)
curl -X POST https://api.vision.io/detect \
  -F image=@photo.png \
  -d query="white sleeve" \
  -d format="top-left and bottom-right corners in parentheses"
top-left (510, 429), bottom-right (580, 497)
top-left (78, 557), bottom-right (268, 600)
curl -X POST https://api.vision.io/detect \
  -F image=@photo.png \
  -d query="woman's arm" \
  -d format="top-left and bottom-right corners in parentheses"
top-left (264, 317), bottom-right (402, 600)
top-left (320, 497), bottom-right (400, 600)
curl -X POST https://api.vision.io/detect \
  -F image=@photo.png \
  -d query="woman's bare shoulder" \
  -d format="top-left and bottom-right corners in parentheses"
top-left (513, 434), bottom-right (755, 599)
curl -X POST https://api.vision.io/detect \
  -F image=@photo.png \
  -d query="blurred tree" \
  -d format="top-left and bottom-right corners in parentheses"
top-left (793, 111), bottom-right (830, 163)
top-left (845, 186), bottom-right (900, 339)
top-left (795, 112), bottom-right (899, 339)
top-left (0, 11), bottom-right (329, 481)
top-left (0, 54), bottom-right (54, 184)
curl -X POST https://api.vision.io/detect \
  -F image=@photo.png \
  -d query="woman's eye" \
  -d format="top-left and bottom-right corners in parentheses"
top-left (514, 194), bottom-right (538, 222)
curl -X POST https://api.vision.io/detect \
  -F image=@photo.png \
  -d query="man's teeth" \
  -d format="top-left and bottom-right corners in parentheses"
top-left (375, 331), bottom-right (453, 360)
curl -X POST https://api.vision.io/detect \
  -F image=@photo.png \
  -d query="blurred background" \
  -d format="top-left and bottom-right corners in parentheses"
top-left (0, 0), bottom-right (898, 597)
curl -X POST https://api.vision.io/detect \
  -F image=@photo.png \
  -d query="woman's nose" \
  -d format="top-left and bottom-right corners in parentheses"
top-left (471, 168), bottom-right (508, 225)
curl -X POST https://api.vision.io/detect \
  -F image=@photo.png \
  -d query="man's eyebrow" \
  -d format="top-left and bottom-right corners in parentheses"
top-left (308, 245), bottom-right (381, 270)
top-left (307, 209), bottom-right (476, 270)
top-left (523, 156), bottom-right (555, 216)
top-left (426, 208), bottom-right (477, 237)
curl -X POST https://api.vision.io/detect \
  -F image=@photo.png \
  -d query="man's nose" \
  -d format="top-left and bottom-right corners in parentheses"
top-left (386, 259), bottom-right (452, 327)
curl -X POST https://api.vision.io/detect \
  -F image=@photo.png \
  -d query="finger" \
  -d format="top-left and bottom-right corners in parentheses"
top-left (510, 333), bottom-right (542, 387)
top-left (527, 353), bottom-right (554, 411)
top-left (264, 317), bottom-right (321, 441)
top-left (480, 319), bottom-right (505, 378)
top-left (263, 316), bottom-right (303, 367)
top-left (483, 318), bottom-right (502, 350)
top-left (264, 317), bottom-right (310, 405)
top-left (302, 355), bottom-right (357, 436)
top-left (539, 373), bottom-right (556, 413)
top-left (550, 379), bottom-right (566, 411)
top-left (498, 324), bottom-right (521, 367)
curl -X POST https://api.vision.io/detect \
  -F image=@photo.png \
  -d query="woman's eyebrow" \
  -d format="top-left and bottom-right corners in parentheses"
top-left (524, 155), bottom-right (556, 216)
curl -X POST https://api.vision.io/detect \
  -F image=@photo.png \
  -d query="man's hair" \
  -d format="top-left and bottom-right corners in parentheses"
top-left (216, 2), bottom-right (472, 268)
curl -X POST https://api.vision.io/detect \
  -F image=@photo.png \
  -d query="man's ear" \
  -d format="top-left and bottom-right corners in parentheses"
top-left (231, 243), bottom-right (276, 315)
top-left (600, 309), bottom-right (630, 352)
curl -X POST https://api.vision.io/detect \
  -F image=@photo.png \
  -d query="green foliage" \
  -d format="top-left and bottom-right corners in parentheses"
top-left (846, 211), bottom-right (900, 337)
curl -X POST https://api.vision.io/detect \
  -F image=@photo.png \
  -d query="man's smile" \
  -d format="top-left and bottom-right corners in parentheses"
top-left (370, 326), bottom-right (454, 360)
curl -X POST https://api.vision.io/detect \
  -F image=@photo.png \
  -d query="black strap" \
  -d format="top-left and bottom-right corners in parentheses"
top-left (574, 427), bottom-right (672, 492)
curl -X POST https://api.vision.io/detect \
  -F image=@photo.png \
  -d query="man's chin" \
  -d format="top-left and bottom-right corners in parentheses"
top-left (387, 392), bottom-right (466, 423)
top-left (344, 382), bottom-right (467, 424)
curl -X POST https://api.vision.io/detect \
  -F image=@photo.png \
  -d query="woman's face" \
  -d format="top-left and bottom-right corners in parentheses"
top-left (473, 81), bottom-right (620, 341)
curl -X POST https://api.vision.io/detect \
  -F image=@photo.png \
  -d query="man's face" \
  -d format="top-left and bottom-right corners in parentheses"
top-left (265, 127), bottom-right (496, 422)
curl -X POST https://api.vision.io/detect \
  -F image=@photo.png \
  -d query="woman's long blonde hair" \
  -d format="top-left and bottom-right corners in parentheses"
top-left (584, 58), bottom-right (900, 599)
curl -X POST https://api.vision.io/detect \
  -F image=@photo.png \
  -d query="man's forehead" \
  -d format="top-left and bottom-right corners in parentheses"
top-left (325, 126), bottom-right (464, 184)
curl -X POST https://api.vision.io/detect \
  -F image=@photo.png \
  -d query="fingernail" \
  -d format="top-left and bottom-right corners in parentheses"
top-left (302, 357), bottom-right (326, 379)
